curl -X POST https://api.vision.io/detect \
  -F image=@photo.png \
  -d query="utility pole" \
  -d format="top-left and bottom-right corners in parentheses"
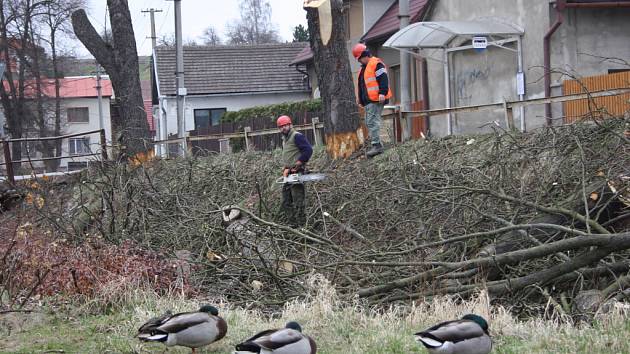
top-left (399, 0), bottom-right (411, 141)
top-left (141, 8), bottom-right (163, 50)
top-left (174, 0), bottom-right (186, 156)
top-left (142, 7), bottom-right (163, 156)
top-left (95, 63), bottom-right (104, 132)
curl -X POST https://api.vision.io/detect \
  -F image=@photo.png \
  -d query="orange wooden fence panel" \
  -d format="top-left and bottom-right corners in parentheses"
top-left (563, 71), bottom-right (630, 123)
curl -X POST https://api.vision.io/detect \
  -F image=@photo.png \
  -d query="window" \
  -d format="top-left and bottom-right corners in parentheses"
top-left (21, 141), bottom-right (38, 159)
top-left (67, 162), bottom-right (88, 171)
top-left (69, 137), bottom-right (91, 155)
top-left (608, 69), bottom-right (630, 74)
top-left (67, 107), bottom-right (89, 123)
top-left (388, 64), bottom-right (401, 104)
top-left (194, 108), bottom-right (226, 130)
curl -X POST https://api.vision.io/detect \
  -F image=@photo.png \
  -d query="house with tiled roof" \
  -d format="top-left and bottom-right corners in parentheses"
top-left (153, 42), bottom-right (311, 140)
top-left (0, 76), bottom-right (115, 171)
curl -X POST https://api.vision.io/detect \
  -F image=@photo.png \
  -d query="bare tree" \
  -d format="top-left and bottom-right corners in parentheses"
top-left (0, 0), bottom-right (48, 168)
top-left (157, 33), bottom-right (174, 47)
top-left (200, 26), bottom-right (221, 46)
top-left (72, 0), bottom-right (151, 159)
top-left (305, 0), bottom-right (361, 159)
top-left (35, 0), bottom-right (85, 171)
top-left (225, 0), bottom-right (279, 45)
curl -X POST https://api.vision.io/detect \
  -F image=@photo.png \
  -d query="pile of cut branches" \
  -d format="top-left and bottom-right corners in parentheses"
top-left (20, 117), bottom-right (630, 316)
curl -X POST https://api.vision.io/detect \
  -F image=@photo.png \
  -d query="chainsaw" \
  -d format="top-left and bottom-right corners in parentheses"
top-left (275, 173), bottom-right (327, 184)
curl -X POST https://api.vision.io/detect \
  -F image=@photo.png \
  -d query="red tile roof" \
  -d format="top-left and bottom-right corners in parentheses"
top-left (289, 45), bottom-right (314, 66)
top-left (52, 77), bottom-right (113, 98)
top-left (4, 77), bottom-right (113, 98)
top-left (362, 0), bottom-right (430, 43)
top-left (2, 77), bottom-right (113, 98)
top-left (144, 99), bottom-right (155, 132)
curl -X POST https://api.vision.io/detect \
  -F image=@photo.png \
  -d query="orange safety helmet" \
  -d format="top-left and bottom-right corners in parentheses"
top-left (352, 43), bottom-right (367, 59)
top-left (276, 115), bottom-right (292, 127)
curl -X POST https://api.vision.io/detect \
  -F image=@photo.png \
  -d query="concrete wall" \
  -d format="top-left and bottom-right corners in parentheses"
top-left (550, 6), bottom-right (630, 119)
top-left (426, 0), bottom-right (549, 136)
top-left (348, 0), bottom-right (365, 40)
top-left (348, 0), bottom-right (366, 76)
top-left (160, 91), bottom-right (311, 136)
top-left (425, 0), bottom-right (630, 137)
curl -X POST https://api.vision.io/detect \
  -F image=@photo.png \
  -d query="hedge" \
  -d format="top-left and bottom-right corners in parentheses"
top-left (221, 99), bottom-right (322, 123)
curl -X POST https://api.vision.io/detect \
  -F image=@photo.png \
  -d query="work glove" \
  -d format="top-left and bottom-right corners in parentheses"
top-left (290, 161), bottom-right (304, 174)
top-left (283, 167), bottom-right (290, 177)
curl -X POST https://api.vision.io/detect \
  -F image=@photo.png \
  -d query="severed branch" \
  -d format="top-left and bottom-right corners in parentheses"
top-left (358, 232), bottom-right (630, 298)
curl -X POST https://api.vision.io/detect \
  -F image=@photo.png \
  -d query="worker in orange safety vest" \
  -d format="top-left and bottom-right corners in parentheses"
top-left (353, 42), bottom-right (393, 158)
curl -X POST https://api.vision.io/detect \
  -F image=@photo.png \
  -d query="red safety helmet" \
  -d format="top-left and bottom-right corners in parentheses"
top-left (276, 115), bottom-right (292, 127)
top-left (352, 43), bottom-right (367, 59)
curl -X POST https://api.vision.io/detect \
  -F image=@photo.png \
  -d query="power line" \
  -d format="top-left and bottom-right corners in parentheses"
top-left (156, 2), bottom-right (172, 39)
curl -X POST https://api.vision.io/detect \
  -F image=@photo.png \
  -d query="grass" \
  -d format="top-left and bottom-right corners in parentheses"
top-left (2, 275), bottom-right (630, 353)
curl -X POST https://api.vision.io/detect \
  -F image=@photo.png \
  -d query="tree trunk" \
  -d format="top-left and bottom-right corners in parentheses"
top-left (305, 0), bottom-right (362, 159)
top-left (72, 0), bottom-right (151, 160)
top-left (50, 30), bottom-right (62, 172)
top-left (30, 29), bottom-right (57, 171)
top-left (0, 0), bottom-right (23, 170)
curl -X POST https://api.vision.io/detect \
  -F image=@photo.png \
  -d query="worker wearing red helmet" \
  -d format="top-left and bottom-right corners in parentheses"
top-left (352, 43), bottom-right (392, 157)
top-left (277, 115), bottom-right (313, 226)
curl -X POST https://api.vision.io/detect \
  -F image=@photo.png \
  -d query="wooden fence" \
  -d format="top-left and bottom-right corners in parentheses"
top-left (158, 110), bottom-right (324, 156)
top-left (563, 71), bottom-right (630, 123)
top-left (155, 88), bottom-right (630, 158)
top-left (1, 129), bottom-right (107, 184)
top-left (401, 87), bottom-right (630, 132)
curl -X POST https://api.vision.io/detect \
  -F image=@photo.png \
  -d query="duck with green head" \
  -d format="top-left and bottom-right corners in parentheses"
top-left (415, 314), bottom-right (492, 354)
top-left (137, 305), bottom-right (227, 353)
top-left (234, 321), bottom-right (317, 354)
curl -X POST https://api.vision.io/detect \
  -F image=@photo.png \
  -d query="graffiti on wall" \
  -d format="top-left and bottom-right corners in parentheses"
top-left (455, 66), bottom-right (491, 105)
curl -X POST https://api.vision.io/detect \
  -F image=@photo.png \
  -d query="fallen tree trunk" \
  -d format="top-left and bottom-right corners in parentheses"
top-left (358, 232), bottom-right (630, 299)
top-left (385, 239), bottom-right (630, 302)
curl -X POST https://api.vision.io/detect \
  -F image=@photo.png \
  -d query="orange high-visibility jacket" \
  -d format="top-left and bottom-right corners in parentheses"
top-left (362, 57), bottom-right (393, 102)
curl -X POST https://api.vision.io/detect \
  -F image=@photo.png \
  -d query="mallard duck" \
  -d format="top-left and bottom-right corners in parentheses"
top-left (234, 321), bottom-right (317, 354)
top-left (415, 314), bottom-right (492, 354)
top-left (137, 305), bottom-right (227, 353)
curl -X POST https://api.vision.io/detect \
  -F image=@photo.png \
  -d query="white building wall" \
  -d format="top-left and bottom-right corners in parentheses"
top-left (59, 97), bottom-right (112, 170)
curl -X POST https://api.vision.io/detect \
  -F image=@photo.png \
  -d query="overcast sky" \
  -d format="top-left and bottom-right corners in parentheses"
top-left (80, 0), bottom-right (308, 57)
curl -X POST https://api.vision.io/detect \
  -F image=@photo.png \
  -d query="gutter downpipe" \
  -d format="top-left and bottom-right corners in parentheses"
top-left (399, 0), bottom-right (412, 141)
top-left (544, 0), bottom-right (565, 126)
top-left (444, 48), bottom-right (452, 135)
top-left (293, 64), bottom-right (311, 91)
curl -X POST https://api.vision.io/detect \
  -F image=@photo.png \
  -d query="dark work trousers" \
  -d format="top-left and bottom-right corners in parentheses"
top-left (282, 182), bottom-right (306, 226)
